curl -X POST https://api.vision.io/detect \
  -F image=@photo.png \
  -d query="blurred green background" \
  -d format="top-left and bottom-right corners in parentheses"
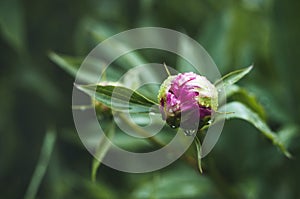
top-left (1, 0), bottom-right (300, 198)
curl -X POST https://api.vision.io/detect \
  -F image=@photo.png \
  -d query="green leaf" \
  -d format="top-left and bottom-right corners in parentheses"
top-left (0, 0), bottom-right (25, 52)
top-left (194, 136), bottom-right (203, 173)
top-left (278, 124), bottom-right (299, 147)
top-left (24, 127), bottom-right (57, 199)
top-left (215, 65), bottom-right (253, 88)
top-left (217, 102), bottom-right (291, 158)
top-left (91, 123), bottom-right (115, 182)
top-left (49, 51), bottom-right (122, 82)
top-left (76, 83), bottom-right (158, 113)
top-left (225, 85), bottom-right (266, 120)
top-left (48, 52), bottom-right (82, 77)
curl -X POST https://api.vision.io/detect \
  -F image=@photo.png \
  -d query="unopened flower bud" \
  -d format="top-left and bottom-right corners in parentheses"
top-left (158, 72), bottom-right (218, 132)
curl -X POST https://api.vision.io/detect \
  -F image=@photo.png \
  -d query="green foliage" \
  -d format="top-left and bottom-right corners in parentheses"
top-left (0, 0), bottom-right (25, 52)
top-left (76, 83), bottom-right (157, 113)
top-left (91, 123), bottom-right (115, 182)
top-left (225, 85), bottom-right (266, 120)
top-left (24, 127), bottom-right (57, 199)
top-left (48, 52), bottom-right (82, 77)
top-left (1, 1), bottom-right (300, 199)
top-left (131, 165), bottom-right (214, 199)
top-left (218, 102), bottom-right (290, 157)
top-left (194, 136), bottom-right (203, 173)
top-left (215, 65), bottom-right (253, 88)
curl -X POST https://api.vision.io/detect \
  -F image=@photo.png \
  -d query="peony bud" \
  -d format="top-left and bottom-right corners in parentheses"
top-left (158, 72), bottom-right (218, 133)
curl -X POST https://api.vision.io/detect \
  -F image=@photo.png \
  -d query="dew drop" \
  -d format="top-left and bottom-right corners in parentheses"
top-left (184, 129), bottom-right (196, 136)
top-left (149, 112), bottom-right (155, 115)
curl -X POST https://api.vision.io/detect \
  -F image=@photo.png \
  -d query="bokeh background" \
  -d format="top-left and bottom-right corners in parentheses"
top-left (1, 0), bottom-right (300, 198)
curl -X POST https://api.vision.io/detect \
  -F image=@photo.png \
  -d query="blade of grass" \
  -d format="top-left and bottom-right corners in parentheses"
top-left (91, 123), bottom-right (115, 182)
top-left (24, 127), bottom-right (57, 199)
top-left (48, 52), bottom-right (80, 77)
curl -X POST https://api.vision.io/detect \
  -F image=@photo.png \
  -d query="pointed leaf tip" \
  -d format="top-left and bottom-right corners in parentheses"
top-left (215, 65), bottom-right (254, 88)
